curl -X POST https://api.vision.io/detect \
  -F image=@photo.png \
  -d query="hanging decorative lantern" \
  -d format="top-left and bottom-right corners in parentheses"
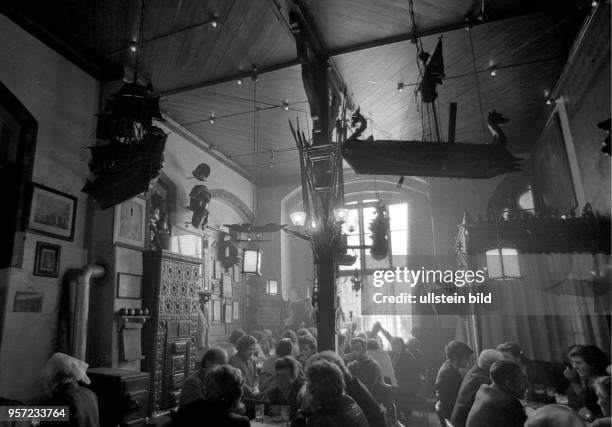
top-left (485, 247), bottom-right (521, 280)
top-left (289, 211), bottom-right (307, 227)
top-left (242, 249), bottom-right (262, 275)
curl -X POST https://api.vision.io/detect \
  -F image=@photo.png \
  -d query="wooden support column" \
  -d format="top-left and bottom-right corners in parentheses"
top-left (290, 6), bottom-right (340, 351)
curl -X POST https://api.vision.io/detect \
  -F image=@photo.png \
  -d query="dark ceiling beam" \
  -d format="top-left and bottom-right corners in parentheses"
top-left (290, 0), bottom-right (356, 110)
top-left (0, 4), bottom-right (122, 82)
top-left (160, 1), bottom-right (577, 97)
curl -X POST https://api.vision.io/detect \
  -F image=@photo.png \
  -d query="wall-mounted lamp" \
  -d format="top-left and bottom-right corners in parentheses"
top-left (332, 208), bottom-right (349, 223)
top-left (242, 249), bottom-right (262, 275)
top-left (289, 211), bottom-right (307, 227)
top-left (266, 279), bottom-right (278, 295)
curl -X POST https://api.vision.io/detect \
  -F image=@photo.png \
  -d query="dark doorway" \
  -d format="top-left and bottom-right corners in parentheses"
top-left (0, 80), bottom-right (37, 268)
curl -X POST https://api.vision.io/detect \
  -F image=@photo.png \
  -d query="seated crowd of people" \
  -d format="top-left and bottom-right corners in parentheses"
top-left (30, 326), bottom-right (611, 427)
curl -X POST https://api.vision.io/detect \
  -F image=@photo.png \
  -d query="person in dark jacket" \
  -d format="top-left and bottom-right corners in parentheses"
top-left (435, 340), bottom-right (474, 425)
top-left (466, 361), bottom-right (528, 427)
top-left (180, 347), bottom-right (228, 405)
top-left (348, 336), bottom-right (385, 404)
top-left (564, 345), bottom-right (610, 419)
top-left (40, 353), bottom-right (99, 427)
top-left (265, 356), bottom-right (303, 420)
top-left (301, 360), bottom-right (369, 427)
top-left (451, 349), bottom-right (504, 427)
top-left (308, 351), bottom-right (388, 427)
top-left (172, 365), bottom-right (250, 427)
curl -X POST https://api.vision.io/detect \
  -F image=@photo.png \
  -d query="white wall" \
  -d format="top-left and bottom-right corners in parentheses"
top-left (0, 13), bottom-right (99, 402)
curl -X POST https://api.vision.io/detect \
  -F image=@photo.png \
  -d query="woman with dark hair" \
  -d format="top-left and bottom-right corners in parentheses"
top-left (565, 345), bottom-right (610, 419)
top-left (229, 335), bottom-right (259, 397)
top-left (302, 360), bottom-right (369, 427)
top-left (172, 365), bottom-right (250, 427)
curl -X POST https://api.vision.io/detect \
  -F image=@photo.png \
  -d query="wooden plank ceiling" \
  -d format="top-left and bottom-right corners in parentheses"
top-left (1, 0), bottom-right (584, 185)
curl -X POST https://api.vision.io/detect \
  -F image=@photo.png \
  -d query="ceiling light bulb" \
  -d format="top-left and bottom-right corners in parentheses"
top-left (546, 98), bottom-right (553, 106)
top-left (592, 0), bottom-right (599, 6)
top-left (129, 42), bottom-right (138, 53)
top-left (237, 78), bottom-right (243, 85)
top-left (490, 68), bottom-right (497, 77)
top-left (283, 101), bottom-right (289, 111)
top-left (209, 115), bottom-right (215, 124)
top-left (397, 82), bottom-right (404, 92)
top-left (210, 19), bottom-right (218, 28)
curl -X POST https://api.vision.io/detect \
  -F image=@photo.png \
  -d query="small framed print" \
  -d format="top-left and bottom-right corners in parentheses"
top-left (224, 303), bottom-right (232, 323)
top-left (33, 241), bottom-right (61, 277)
top-left (232, 301), bottom-right (240, 321)
top-left (27, 183), bottom-right (77, 241)
top-left (212, 299), bottom-right (222, 323)
top-left (113, 197), bottom-right (147, 249)
top-left (222, 274), bottom-right (233, 298)
top-left (214, 260), bottom-right (223, 279)
top-left (13, 291), bottom-right (44, 312)
top-left (116, 273), bottom-right (142, 299)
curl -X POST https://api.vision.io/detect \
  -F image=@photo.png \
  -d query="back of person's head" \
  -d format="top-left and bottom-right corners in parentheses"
top-left (497, 341), bottom-right (525, 363)
top-left (307, 350), bottom-right (351, 380)
top-left (490, 360), bottom-right (526, 397)
top-left (410, 324), bottom-right (423, 339)
top-left (298, 335), bottom-right (317, 352)
top-left (307, 327), bottom-right (318, 338)
top-left (406, 337), bottom-right (420, 352)
top-left (568, 345), bottom-right (610, 376)
top-left (250, 330), bottom-right (266, 343)
top-left (201, 347), bottom-right (228, 368)
top-left (391, 336), bottom-right (405, 349)
top-left (477, 349), bottom-right (504, 371)
top-left (355, 332), bottom-right (367, 340)
top-left (306, 360), bottom-right (345, 407)
top-left (236, 335), bottom-right (257, 353)
top-left (524, 404), bottom-right (587, 427)
top-left (41, 353), bottom-right (90, 397)
top-left (367, 339), bottom-right (381, 350)
top-left (445, 340), bottom-right (474, 362)
top-left (282, 329), bottom-right (298, 344)
top-left (275, 356), bottom-right (300, 379)
top-left (276, 338), bottom-right (294, 357)
top-left (228, 329), bottom-right (246, 345)
top-left (297, 328), bottom-right (312, 338)
top-left (203, 365), bottom-right (244, 410)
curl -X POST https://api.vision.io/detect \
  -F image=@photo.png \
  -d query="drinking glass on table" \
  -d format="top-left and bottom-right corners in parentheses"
top-left (255, 403), bottom-right (265, 423)
top-left (555, 393), bottom-right (569, 405)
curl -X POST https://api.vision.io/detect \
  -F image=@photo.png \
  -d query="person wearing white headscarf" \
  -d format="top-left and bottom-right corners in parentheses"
top-left (40, 353), bottom-right (99, 427)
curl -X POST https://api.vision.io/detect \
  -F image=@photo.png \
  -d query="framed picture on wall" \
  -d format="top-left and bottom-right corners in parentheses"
top-left (224, 303), bottom-right (232, 323)
top-left (33, 241), bottom-right (61, 277)
top-left (232, 301), bottom-right (240, 320)
top-left (213, 260), bottom-right (223, 279)
top-left (212, 299), bottom-right (222, 323)
top-left (27, 183), bottom-right (77, 241)
top-left (222, 274), bottom-right (233, 298)
top-left (113, 197), bottom-right (147, 249)
top-left (116, 273), bottom-right (142, 299)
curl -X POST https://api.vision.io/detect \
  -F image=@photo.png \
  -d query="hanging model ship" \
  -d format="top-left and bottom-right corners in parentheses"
top-left (341, 38), bottom-right (522, 179)
top-left (82, 81), bottom-right (167, 209)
